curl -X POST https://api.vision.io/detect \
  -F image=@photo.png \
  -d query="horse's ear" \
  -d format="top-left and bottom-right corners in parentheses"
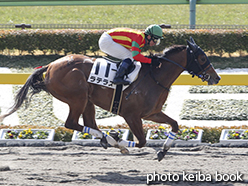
top-left (190, 36), bottom-right (196, 45)
top-left (187, 40), bottom-right (192, 47)
top-left (187, 39), bottom-right (198, 52)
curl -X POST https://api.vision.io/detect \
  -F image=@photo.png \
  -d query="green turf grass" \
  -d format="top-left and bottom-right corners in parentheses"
top-left (0, 4), bottom-right (247, 25)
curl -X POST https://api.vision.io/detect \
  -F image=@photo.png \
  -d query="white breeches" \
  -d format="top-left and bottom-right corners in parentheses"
top-left (98, 32), bottom-right (133, 61)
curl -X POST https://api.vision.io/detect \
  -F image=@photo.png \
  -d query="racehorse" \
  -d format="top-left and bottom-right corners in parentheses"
top-left (0, 37), bottom-right (220, 161)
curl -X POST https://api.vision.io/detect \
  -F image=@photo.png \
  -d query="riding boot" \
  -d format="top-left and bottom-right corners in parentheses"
top-left (113, 66), bottom-right (130, 85)
top-left (113, 58), bottom-right (132, 85)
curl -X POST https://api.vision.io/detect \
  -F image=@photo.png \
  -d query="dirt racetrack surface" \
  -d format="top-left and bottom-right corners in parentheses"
top-left (0, 145), bottom-right (248, 186)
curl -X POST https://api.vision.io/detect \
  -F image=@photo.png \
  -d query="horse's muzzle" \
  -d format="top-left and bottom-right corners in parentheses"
top-left (208, 74), bottom-right (221, 85)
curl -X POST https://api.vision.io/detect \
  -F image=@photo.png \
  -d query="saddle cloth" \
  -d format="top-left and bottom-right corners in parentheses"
top-left (87, 58), bottom-right (141, 91)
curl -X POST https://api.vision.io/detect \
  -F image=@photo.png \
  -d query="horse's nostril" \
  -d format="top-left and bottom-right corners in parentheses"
top-left (215, 75), bottom-right (221, 84)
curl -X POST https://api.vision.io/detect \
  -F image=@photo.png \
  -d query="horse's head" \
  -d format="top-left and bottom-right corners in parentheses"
top-left (186, 37), bottom-right (221, 85)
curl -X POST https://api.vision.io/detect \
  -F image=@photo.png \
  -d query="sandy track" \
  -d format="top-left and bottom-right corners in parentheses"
top-left (0, 145), bottom-right (248, 186)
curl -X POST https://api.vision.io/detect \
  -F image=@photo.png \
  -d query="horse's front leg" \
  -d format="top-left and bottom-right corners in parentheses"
top-left (145, 111), bottom-right (179, 132)
top-left (144, 112), bottom-right (179, 161)
top-left (121, 115), bottom-right (146, 148)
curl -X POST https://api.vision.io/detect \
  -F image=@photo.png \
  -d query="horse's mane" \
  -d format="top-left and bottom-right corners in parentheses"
top-left (161, 45), bottom-right (186, 57)
top-left (143, 45), bottom-right (187, 66)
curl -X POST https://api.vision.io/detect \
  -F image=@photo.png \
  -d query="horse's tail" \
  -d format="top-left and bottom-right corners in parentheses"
top-left (0, 66), bottom-right (49, 122)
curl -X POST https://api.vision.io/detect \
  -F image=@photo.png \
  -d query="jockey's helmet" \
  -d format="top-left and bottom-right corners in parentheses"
top-left (145, 24), bottom-right (163, 45)
top-left (145, 24), bottom-right (163, 39)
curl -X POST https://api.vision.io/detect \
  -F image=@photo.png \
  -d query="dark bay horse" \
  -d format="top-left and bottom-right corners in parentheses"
top-left (0, 37), bottom-right (220, 161)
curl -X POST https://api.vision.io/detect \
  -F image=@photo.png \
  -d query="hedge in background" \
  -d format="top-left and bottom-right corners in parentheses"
top-left (157, 29), bottom-right (248, 56)
top-left (0, 29), bottom-right (247, 56)
top-left (0, 29), bottom-right (102, 55)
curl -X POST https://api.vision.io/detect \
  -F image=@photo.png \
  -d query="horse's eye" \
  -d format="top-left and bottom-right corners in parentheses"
top-left (201, 57), bottom-right (206, 62)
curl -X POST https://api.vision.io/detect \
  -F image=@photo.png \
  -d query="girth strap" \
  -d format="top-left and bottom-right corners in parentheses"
top-left (110, 84), bottom-right (123, 114)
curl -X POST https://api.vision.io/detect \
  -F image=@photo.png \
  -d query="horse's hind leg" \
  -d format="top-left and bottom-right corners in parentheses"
top-left (81, 100), bottom-right (107, 149)
top-left (82, 101), bottom-right (134, 152)
top-left (50, 68), bottom-right (119, 149)
top-left (65, 101), bottom-right (86, 132)
top-left (47, 68), bottom-right (88, 132)
top-left (82, 100), bottom-right (98, 129)
top-left (64, 99), bottom-right (118, 149)
top-left (80, 100), bottom-right (120, 148)
top-left (65, 97), bottom-right (102, 139)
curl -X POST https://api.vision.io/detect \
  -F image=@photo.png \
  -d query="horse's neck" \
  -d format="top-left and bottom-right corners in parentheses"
top-left (156, 50), bottom-right (187, 88)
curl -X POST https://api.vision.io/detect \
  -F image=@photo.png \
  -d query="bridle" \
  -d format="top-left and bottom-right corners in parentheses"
top-left (150, 45), bottom-right (212, 91)
top-left (185, 46), bottom-right (212, 82)
top-left (158, 46), bottom-right (212, 82)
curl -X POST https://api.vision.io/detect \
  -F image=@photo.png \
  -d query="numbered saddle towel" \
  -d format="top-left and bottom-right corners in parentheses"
top-left (87, 58), bottom-right (141, 90)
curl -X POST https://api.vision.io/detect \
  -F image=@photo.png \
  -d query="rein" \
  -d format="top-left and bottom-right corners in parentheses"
top-left (160, 56), bottom-right (186, 71)
top-left (160, 47), bottom-right (211, 81)
top-left (160, 54), bottom-right (200, 78)
top-left (148, 50), bottom-right (192, 92)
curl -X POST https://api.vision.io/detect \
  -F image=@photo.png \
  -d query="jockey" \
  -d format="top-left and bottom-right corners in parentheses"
top-left (98, 24), bottom-right (163, 85)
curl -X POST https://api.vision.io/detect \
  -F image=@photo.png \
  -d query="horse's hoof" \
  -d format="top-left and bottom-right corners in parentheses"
top-left (100, 136), bottom-right (108, 149)
top-left (120, 147), bottom-right (129, 154)
top-left (157, 150), bottom-right (167, 162)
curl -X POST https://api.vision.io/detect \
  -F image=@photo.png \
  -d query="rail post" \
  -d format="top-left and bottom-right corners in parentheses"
top-left (189, 0), bottom-right (197, 29)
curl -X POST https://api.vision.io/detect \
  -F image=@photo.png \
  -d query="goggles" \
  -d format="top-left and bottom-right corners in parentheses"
top-left (152, 38), bottom-right (161, 45)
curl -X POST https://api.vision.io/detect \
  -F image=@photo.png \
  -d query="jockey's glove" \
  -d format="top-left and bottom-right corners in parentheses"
top-left (151, 56), bottom-right (161, 67)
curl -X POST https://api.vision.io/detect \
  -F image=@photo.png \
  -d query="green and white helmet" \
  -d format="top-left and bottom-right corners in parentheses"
top-left (145, 24), bottom-right (163, 39)
top-left (145, 24), bottom-right (163, 45)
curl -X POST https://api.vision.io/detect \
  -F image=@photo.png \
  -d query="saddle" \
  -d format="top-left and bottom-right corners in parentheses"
top-left (87, 57), bottom-right (141, 114)
top-left (87, 57), bottom-right (141, 91)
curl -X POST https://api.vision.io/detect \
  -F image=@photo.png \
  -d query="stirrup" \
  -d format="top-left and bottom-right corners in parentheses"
top-left (113, 78), bottom-right (130, 85)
